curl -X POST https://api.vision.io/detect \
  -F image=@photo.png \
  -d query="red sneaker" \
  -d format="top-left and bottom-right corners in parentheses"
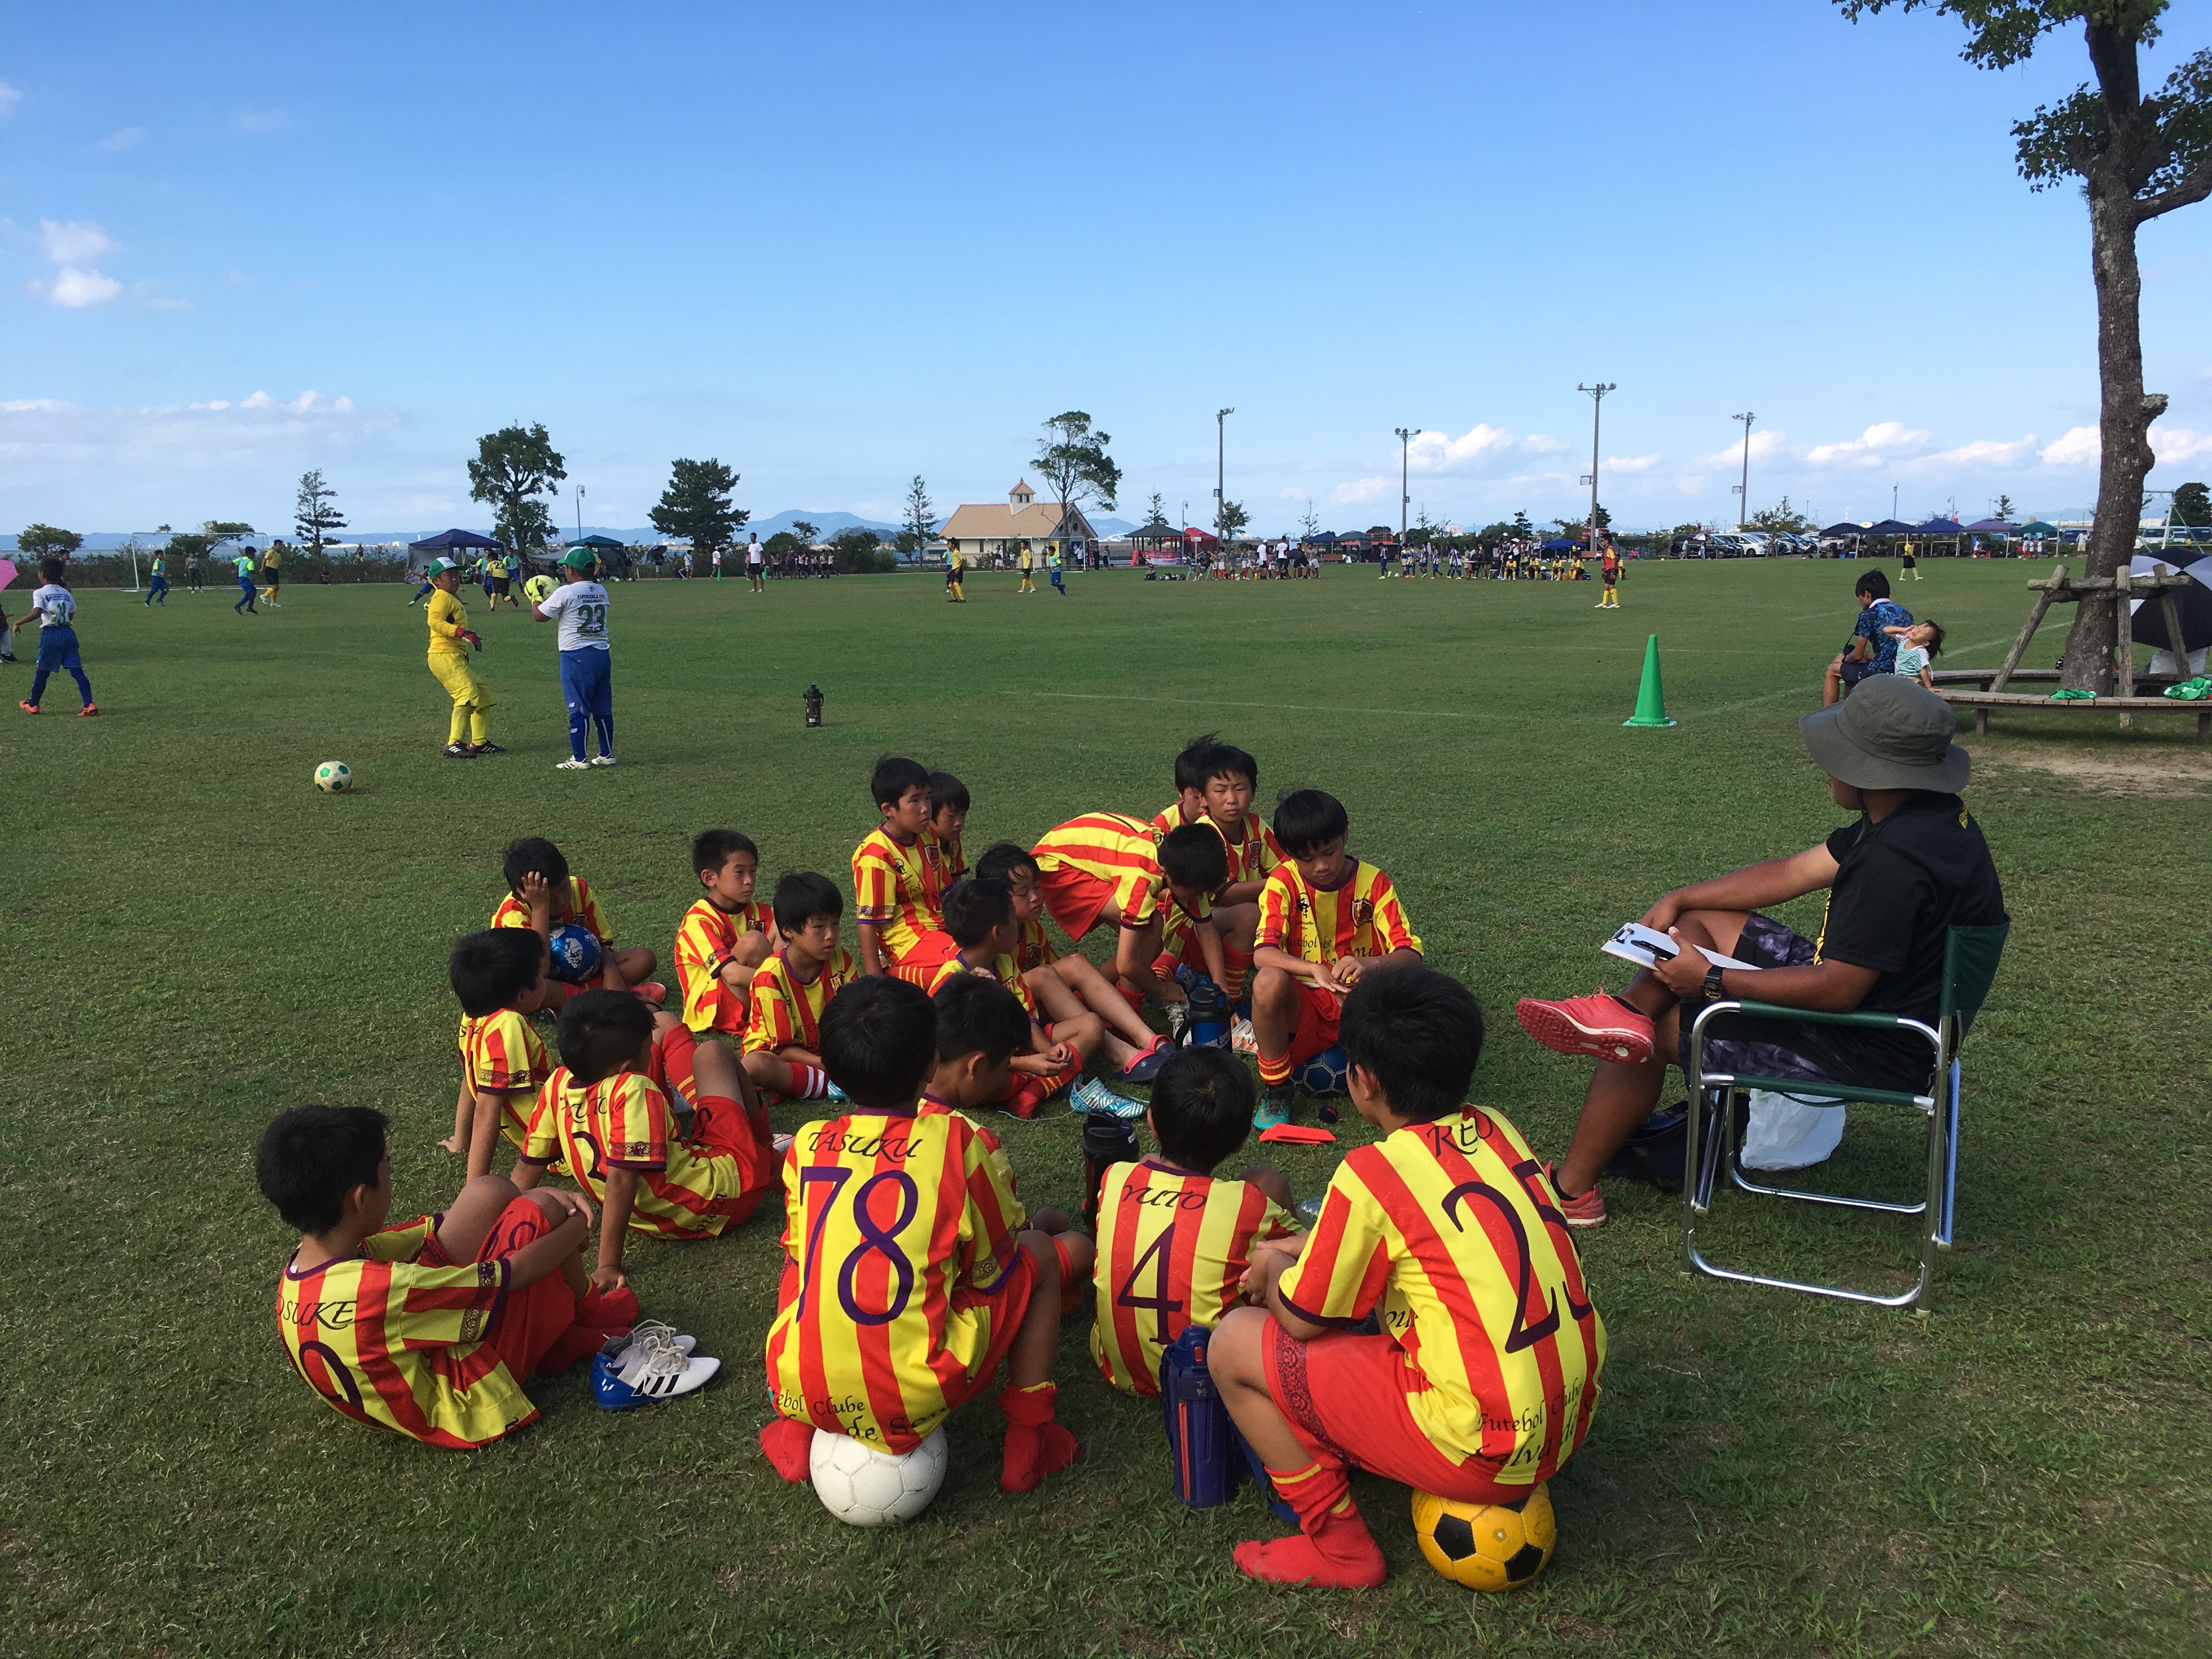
top-left (78, 703), bottom-right (98, 718)
top-left (18, 701), bottom-right (37, 715)
top-left (1516, 991), bottom-right (1654, 1064)
top-left (1545, 1162), bottom-right (1607, 1229)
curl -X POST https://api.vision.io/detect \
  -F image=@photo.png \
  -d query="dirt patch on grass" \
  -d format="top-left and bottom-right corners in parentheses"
top-left (1978, 742), bottom-right (2212, 797)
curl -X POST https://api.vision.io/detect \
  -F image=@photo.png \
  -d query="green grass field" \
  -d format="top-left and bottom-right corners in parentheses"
top-left (5, 560), bottom-right (2207, 1658)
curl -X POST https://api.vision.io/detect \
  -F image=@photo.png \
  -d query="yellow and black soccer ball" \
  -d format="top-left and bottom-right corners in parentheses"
top-left (1410, 1483), bottom-right (1557, 1592)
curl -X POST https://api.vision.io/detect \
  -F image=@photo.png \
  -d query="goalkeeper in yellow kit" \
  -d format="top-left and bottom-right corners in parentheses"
top-left (424, 558), bottom-right (503, 758)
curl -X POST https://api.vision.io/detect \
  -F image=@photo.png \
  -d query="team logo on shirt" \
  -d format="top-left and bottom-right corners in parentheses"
top-left (1352, 899), bottom-right (1374, 927)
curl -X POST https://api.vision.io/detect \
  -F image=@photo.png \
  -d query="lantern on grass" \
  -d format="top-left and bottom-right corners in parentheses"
top-left (804, 684), bottom-right (823, 727)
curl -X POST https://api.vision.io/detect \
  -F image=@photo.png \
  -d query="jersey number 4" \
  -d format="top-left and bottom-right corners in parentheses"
top-left (1115, 1224), bottom-right (1186, 1345)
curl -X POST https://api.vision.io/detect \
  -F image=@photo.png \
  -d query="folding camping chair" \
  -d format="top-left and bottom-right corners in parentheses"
top-left (1680, 922), bottom-right (2009, 1309)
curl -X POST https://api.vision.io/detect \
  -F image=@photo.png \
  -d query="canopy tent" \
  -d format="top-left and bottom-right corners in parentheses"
top-left (565, 534), bottom-right (624, 550)
top-left (1863, 518), bottom-right (1917, 535)
top-left (1302, 531), bottom-right (1339, 545)
top-left (2016, 520), bottom-right (2061, 535)
top-left (1540, 537), bottom-right (1584, 552)
top-left (1963, 518), bottom-right (2018, 534)
top-left (2127, 551), bottom-right (2212, 662)
top-left (409, 528), bottom-right (502, 551)
top-left (1820, 522), bottom-right (1871, 538)
top-left (1914, 518), bottom-right (1965, 536)
top-left (1180, 527), bottom-right (1219, 546)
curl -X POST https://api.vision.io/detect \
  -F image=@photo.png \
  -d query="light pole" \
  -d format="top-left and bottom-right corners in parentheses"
top-left (1730, 412), bottom-right (1754, 531)
top-left (1215, 409), bottom-right (1234, 541)
top-left (1577, 384), bottom-right (1615, 550)
top-left (575, 484), bottom-right (585, 542)
top-left (1393, 427), bottom-right (1421, 541)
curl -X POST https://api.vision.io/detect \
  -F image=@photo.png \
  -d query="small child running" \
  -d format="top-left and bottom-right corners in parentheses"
top-left (19, 558), bottom-right (96, 716)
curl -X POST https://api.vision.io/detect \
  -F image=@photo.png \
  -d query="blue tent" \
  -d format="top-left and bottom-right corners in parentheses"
top-left (1864, 518), bottom-right (1917, 535)
top-left (1541, 536), bottom-right (1582, 552)
top-left (1915, 517), bottom-right (1965, 535)
top-left (409, 528), bottom-right (502, 551)
top-left (1304, 531), bottom-right (1339, 545)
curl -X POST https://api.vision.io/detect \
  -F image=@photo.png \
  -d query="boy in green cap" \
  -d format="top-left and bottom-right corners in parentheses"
top-left (534, 549), bottom-right (616, 770)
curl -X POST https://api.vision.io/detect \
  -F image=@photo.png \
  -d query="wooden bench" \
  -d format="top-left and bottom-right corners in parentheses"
top-left (1933, 668), bottom-right (2181, 694)
top-left (1937, 689), bottom-right (2209, 737)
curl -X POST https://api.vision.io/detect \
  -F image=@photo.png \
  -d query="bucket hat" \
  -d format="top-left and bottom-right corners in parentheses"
top-left (1798, 674), bottom-right (1970, 792)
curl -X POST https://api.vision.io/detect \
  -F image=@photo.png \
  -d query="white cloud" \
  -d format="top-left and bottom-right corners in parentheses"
top-left (99, 126), bottom-right (145, 151)
top-left (1402, 422), bottom-right (1566, 476)
top-left (0, 81), bottom-right (20, 117)
top-left (1604, 453), bottom-right (1660, 475)
top-left (40, 218), bottom-right (119, 263)
top-left (2152, 427), bottom-right (2212, 465)
top-left (2039, 426), bottom-right (2098, 467)
top-left (1927, 435), bottom-right (2039, 469)
top-left (1333, 476), bottom-right (1394, 504)
top-left (1279, 486), bottom-right (1307, 499)
top-left (46, 267), bottom-right (123, 308)
top-left (1804, 422), bottom-right (1931, 468)
top-left (222, 269), bottom-right (253, 286)
top-left (0, 391), bottom-right (394, 470)
top-left (235, 108), bottom-right (291, 133)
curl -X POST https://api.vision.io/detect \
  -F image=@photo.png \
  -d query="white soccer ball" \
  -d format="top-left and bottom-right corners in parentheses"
top-left (314, 760), bottom-right (353, 794)
top-left (809, 1426), bottom-right (947, 1526)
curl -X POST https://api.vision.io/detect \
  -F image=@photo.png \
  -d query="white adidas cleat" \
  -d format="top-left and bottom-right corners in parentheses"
top-left (555, 757), bottom-right (593, 771)
top-left (590, 754), bottom-right (619, 766)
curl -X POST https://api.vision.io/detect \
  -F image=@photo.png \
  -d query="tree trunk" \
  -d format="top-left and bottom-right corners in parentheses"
top-left (2059, 182), bottom-right (2164, 692)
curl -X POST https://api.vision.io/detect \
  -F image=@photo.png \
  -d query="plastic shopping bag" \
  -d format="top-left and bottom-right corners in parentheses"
top-left (1741, 1088), bottom-right (1846, 1171)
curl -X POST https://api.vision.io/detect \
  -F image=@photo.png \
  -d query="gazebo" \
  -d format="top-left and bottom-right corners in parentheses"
top-left (1128, 517), bottom-right (1180, 566)
top-left (407, 528), bottom-right (501, 574)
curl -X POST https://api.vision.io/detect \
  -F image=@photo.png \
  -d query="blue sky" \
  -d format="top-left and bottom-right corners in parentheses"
top-left (5, 1), bottom-right (2210, 537)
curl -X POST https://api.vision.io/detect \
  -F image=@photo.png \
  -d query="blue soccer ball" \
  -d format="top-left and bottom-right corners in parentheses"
top-left (1295, 1043), bottom-right (1351, 1097)
top-left (546, 921), bottom-right (603, 985)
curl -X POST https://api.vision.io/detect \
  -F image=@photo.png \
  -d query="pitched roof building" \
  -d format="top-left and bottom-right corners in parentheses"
top-left (940, 480), bottom-right (1097, 560)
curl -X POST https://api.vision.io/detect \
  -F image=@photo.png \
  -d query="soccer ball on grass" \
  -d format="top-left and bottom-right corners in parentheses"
top-left (1411, 1482), bottom-right (1557, 1592)
top-left (313, 760), bottom-right (353, 793)
top-left (810, 1426), bottom-right (947, 1526)
top-left (1295, 1043), bottom-right (1350, 1097)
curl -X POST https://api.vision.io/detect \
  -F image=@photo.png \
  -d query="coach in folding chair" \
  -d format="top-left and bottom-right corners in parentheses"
top-left (1515, 676), bottom-right (2007, 1307)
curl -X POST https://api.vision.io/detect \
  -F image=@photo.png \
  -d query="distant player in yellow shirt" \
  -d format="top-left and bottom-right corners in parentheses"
top-left (422, 557), bottom-right (497, 758)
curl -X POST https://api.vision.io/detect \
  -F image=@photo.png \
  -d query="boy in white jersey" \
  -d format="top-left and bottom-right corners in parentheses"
top-left (534, 549), bottom-right (616, 770)
top-left (19, 558), bottom-right (96, 716)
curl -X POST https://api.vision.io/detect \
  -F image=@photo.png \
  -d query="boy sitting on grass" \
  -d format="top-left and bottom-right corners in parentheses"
top-left (1212, 967), bottom-right (1606, 1588)
top-left (976, 840), bottom-right (1173, 1081)
top-left (1151, 734), bottom-right (1285, 1007)
top-left (742, 872), bottom-right (859, 1103)
top-left (442, 929), bottom-right (553, 1177)
top-left (261, 1103), bottom-right (636, 1448)
top-left (759, 976), bottom-right (1090, 1492)
top-left (924, 877), bottom-right (1103, 1118)
top-left (1250, 789), bottom-right (1423, 1129)
top-left (1030, 811), bottom-right (1230, 1036)
top-left (927, 770), bottom-right (970, 883)
top-left (516, 990), bottom-right (773, 1290)
top-left (852, 756), bottom-right (946, 979)
top-left (492, 836), bottom-right (662, 1009)
top-left (1089, 1046), bottom-right (1296, 1397)
top-left (674, 829), bottom-right (776, 1041)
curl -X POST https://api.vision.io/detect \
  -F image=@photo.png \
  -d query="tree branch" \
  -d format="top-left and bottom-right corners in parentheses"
top-left (2132, 153), bottom-right (2212, 221)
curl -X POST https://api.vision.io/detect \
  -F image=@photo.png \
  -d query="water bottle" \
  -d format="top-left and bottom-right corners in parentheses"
top-left (1186, 978), bottom-right (1229, 1049)
top-left (1159, 1325), bottom-right (1295, 1518)
top-left (1081, 1115), bottom-right (1141, 1227)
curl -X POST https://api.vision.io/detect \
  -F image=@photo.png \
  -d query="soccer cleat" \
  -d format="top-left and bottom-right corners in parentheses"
top-left (1254, 1085), bottom-right (1293, 1130)
top-left (1070, 1075), bottom-right (1146, 1120)
top-left (823, 1080), bottom-right (850, 1104)
top-left (78, 703), bottom-right (97, 717)
top-left (470, 742), bottom-right (507, 755)
top-left (1515, 992), bottom-right (1655, 1065)
top-left (590, 754), bottom-right (618, 766)
top-left (556, 757), bottom-right (592, 770)
top-left (621, 1319), bottom-right (699, 1357)
top-left (1163, 1001), bottom-right (1190, 1045)
top-left (442, 741), bottom-right (475, 758)
top-left (592, 1327), bottom-right (720, 1410)
top-left (1116, 1036), bottom-right (1172, 1083)
top-left (632, 981), bottom-right (668, 1005)
top-left (1229, 1014), bottom-right (1257, 1056)
top-left (1545, 1163), bottom-right (1608, 1228)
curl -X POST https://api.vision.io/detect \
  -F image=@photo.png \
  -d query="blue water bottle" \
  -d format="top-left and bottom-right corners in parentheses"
top-left (1160, 1325), bottom-right (1293, 1518)
top-left (1186, 978), bottom-right (1229, 1050)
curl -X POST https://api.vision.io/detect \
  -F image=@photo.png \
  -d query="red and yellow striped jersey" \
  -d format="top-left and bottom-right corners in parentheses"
top-left (921, 950), bottom-right (1039, 1017)
top-left (1150, 802), bottom-right (1285, 886)
top-left (1255, 858), bottom-right (1421, 965)
top-left (1277, 1107), bottom-right (1605, 1489)
top-left (489, 876), bottom-right (612, 944)
top-left (674, 896), bottom-right (768, 1034)
top-left (764, 1098), bottom-right (1029, 1450)
top-left (456, 1009), bottom-right (551, 1149)
top-left (852, 828), bottom-right (940, 960)
top-left (1014, 915), bottom-right (1058, 972)
top-left (276, 1217), bottom-right (535, 1448)
top-left (743, 947), bottom-right (860, 1057)
top-left (931, 828), bottom-right (967, 882)
top-left (1090, 1160), bottom-right (1295, 1396)
top-left (1033, 812), bottom-right (1211, 929)
top-left (522, 1068), bottom-right (743, 1238)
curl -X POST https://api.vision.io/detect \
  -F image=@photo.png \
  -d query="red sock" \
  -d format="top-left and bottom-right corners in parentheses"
top-left (759, 1417), bottom-right (816, 1482)
top-left (1223, 946), bottom-right (1254, 1005)
top-left (778, 1062), bottom-right (830, 1099)
top-left (535, 1319), bottom-right (623, 1378)
top-left (998, 1382), bottom-right (1080, 1493)
top-left (1052, 1234), bottom-right (1088, 1316)
top-left (1232, 1460), bottom-right (1387, 1588)
top-left (1115, 982), bottom-right (1146, 1015)
top-left (1257, 1048), bottom-right (1294, 1087)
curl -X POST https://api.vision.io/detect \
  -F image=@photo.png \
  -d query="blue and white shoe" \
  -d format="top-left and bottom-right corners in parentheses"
top-left (1253, 1085), bottom-right (1293, 1132)
top-left (824, 1080), bottom-right (850, 1104)
top-left (1070, 1075), bottom-right (1146, 1121)
top-left (592, 1325), bottom-right (717, 1411)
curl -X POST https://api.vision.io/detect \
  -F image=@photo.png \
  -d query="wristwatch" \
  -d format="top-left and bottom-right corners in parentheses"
top-left (1702, 964), bottom-right (1728, 1002)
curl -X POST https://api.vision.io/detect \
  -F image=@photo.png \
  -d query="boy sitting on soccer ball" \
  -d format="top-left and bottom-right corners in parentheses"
top-left (674, 829), bottom-right (777, 1042)
top-left (1089, 1046), bottom-right (1296, 1397)
top-left (259, 1103), bottom-right (636, 1448)
top-left (1249, 789), bottom-right (1423, 1129)
top-left (515, 990), bottom-right (774, 1288)
top-left (492, 836), bottom-right (662, 1011)
top-left (442, 929), bottom-right (554, 1177)
top-left (1211, 967), bottom-right (1606, 1588)
top-left (759, 975), bottom-right (1088, 1493)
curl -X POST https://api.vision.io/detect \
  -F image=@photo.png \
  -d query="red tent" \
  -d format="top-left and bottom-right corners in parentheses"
top-left (1180, 527), bottom-right (1219, 555)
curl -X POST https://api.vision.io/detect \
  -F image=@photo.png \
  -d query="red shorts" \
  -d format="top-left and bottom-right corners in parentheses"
top-left (1039, 865), bottom-right (1121, 940)
top-left (422, 1196), bottom-right (579, 1381)
top-left (1284, 982), bottom-right (1343, 1065)
top-left (890, 929), bottom-right (959, 988)
top-left (1263, 1325), bottom-right (1516, 1505)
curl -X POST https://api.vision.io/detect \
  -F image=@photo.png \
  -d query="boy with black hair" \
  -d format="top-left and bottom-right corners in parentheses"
top-left (1030, 812), bottom-right (1229, 1026)
top-left (759, 976), bottom-right (1086, 1494)
top-left (1151, 734), bottom-right (1284, 1007)
top-left (742, 871), bottom-right (859, 1102)
top-left (18, 558), bottom-right (95, 716)
top-left (261, 1103), bottom-right (636, 1448)
top-left (928, 877), bottom-right (1103, 1118)
top-left (927, 770), bottom-right (970, 883)
top-left (517, 989), bottom-right (773, 1285)
top-left (1249, 789), bottom-right (1423, 1128)
top-left (492, 836), bottom-right (662, 1008)
top-left (675, 829), bottom-right (776, 1040)
top-left (853, 756), bottom-right (946, 979)
top-left (1089, 1046), bottom-right (1297, 1397)
top-left (442, 929), bottom-right (554, 1177)
top-left (1211, 966), bottom-right (1605, 1588)
top-left (1824, 568), bottom-right (1914, 704)
top-left (975, 840), bottom-right (1174, 1081)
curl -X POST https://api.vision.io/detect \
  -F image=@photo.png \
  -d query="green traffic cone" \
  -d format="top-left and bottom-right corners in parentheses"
top-left (1623, 634), bottom-right (1677, 728)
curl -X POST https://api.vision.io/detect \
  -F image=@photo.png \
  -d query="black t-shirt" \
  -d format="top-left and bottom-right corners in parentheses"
top-left (1816, 793), bottom-right (2006, 1082)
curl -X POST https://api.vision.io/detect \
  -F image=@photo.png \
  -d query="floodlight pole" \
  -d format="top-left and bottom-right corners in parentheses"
top-left (576, 484), bottom-right (585, 541)
top-left (1394, 427), bottom-right (1420, 540)
top-left (1731, 411), bottom-right (1755, 531)
top-left (1216, 409), bottom-right (1234, 540)
top-left (1578, 384), bottom-right (1615, 550)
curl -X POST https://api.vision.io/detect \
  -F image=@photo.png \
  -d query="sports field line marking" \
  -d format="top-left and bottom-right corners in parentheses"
top-left (1024, 691), bottom-right (1481, 718)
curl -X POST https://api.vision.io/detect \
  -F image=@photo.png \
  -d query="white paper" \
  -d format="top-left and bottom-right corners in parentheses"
top-left (1601, 921), bottom-right (1757, 973)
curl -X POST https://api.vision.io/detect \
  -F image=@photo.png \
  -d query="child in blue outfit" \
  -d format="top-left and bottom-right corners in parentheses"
top-left (233, 549), bottom-right (260, 614)
top-left (533, 548), bottom-right (616, 770)
top-left (20, 558), bottom-right (96, 716)
top-left (144, 551), bottom-right (169, 606)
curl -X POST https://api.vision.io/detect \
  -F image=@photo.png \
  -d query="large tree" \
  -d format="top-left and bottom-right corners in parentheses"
top-left (1839, 2), bottom-right (2211, 691)
top-left (295, 470), bottom-right (347, 565)
top-left (17, 524), bottom-right (83, 562)
top-left (897, 475), bottom-right (936, 559)
top-left (1215, 499), bottom-right (1251, 542)
top-left (1747, 496), bottom-right (1813, 535)
top-left (467, 424), bottom-right (566, 557)
top-left (649, 458), bottom-right (747, 561)
top-left (2171, 479), bottom-right (2209, 525)
top-left (1032, 411), bottom-right (1122, 527)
